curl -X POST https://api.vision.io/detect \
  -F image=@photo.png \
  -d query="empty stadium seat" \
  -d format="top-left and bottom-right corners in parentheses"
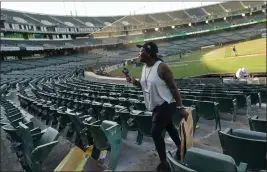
top-left (17, 122), bottom-right (59, 172)
top-left (131, 110), bottom-right (153, 136)
top-left (84, 120), bottom-right (122, 171)
top-left (218, 128), bottom-right (266, 170)
top-left (115, 107), bottom-right (144, 145)
top-left (248, 115), bottom-right (266, 133)
top-left (167, 147), bottom-right (248, 172)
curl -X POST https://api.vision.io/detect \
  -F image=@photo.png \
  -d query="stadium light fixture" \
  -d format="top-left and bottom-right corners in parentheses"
top-left (262, 9), bottom-right (265, 12)
top-left (205, 20), bottom-right (209, 24)
top-left (224, 17), bottom-right (226, 20)
top-left (155, 28), bottom-right (159, 31)
top-left (242, 13), bottom-right (245, 17)
top-left (188, 23), bottom-right (191, 26)
top-left (171, 26), bottom-right (175, 29)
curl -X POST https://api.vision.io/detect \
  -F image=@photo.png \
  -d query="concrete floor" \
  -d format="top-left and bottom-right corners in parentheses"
top-left (1, 75), bottom-right (266, 171)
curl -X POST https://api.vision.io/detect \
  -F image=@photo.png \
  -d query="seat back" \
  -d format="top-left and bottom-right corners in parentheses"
top-left (132, 111), bottom-right (152, 136)
top-left (215, 97), bottom-right (235, 113)
top-left (184, 147), bottom-right (237, 172)
top-left (92, 101), bottom-right (103, 119)
top-left (86, 120), bottom-right (110, 150)
top-left (8, 113), bottom-right (22, 122)
top-left (182, 99), bottom-right (195, 107)
top-left (231, 94), bottom-right (246, 108)
top-left (0, 118), bottom-right (11, 126)
top-left (36, 127), bottom-right (59, 146)
top-left (134, 101), bottom-right (146, 111)
top-left (18, 122), bottom-right (34, 163)
top-left (105, 105), bottom-right (115, 121)
top-left (66, 112), bottom-right (83, 134)
top-left (218, 128), bottom-right (266, 170)
top-left (197, 101), bottom-right (215, 120)
top-left (2, 124), bottom-right (21, 142)
top-left (249, 115), bottom-right (267, 133)
top-left (117, 109), bottom-right (137, 131)
top-left (167, 151), bottom-right (196, 172)
top-left (109, 98), bottom-right (119, 105)
top-left (232, 129), bottom-right (266, 141)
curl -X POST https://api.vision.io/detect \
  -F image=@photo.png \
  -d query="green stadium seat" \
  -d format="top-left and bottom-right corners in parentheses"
top-left (2, 124), bottom-right (22, 144)
top-left (167, 147), bottom-right (248, 172)
top-left (197, 101), bottom-right (221, 130)
top-left (109, 97), bottom-right (120, 105)
top-left (115, 107), bottom-right (143, 145)
top-left (214, 97), bottom-right (237, 121)
top-left (120, 93), bottom-right (128, 98)
top-left (182, 99), bottom-right (197, 107)
top-left (184, 94), bottom-right (237, 121)
top-left (66, 110), bottom-right (93, 149)
top-left (4, 116), bottom-right (34, 130)
top-left (91, 101), bottom-right (103, 119)
top-left (137, 95), bottom-right (144, 101)
top-left (229, 94), bottom-right (247, 108)
top-left (99, 103), bottom-right (114, 121)
top-left (133, 101), bottom-right (146, 111)
top-left (17, 122), bottom-right (59, 172)
top-left (81, 100), bottom-right (92, 115)
top-left (85, 120), bottom-right (122, 171)
top-left (5, 109), bottom-right (21, 116)
top-left (100, 96), bottom-right (109, 103)
top-left (2, 123), bottom-right (44, 154)
top-left (131, 110), bottom-right (153, 136)
top-left (218, 128), bottom-right (266, 170)
top-left (128, 98), bottom-right (139, 110)
top-left (5, 112), bottom-right (22, 121)
top-left (118, 97), bottom-right (132, 109)
top-left (248, 91), bottom-right (260, 105)
top-left (248, 115), bottom-right (266, 133)
top-left (128, 93), bottom-right (139, 99)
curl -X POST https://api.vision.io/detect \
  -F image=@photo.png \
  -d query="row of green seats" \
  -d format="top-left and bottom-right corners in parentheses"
top-left (0, 98), bottom-right (59, 172)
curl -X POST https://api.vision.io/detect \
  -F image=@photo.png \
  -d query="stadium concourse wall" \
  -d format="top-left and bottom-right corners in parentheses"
top-left (128, 18), bottom-right (266, 44)
top-left (86, 70), bottom-right (266, 85)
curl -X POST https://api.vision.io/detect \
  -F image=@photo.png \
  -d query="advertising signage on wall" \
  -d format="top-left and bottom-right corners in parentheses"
top-left (129, 19), bottom-right (266, 44)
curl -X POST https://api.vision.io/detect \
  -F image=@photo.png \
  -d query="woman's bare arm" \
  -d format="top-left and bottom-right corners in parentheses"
top-left (158, 63), bottom-right (183, 107)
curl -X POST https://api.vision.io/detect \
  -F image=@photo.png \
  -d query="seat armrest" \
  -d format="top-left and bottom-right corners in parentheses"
top-left (167, 151), bottom-right (196, 172)
top-left (237, 162), bottom-right (247, 172)
top-left (31, 141), bottom-right (59, 161)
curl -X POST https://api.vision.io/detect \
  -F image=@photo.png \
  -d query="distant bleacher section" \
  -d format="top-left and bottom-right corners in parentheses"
top-left (0, 1), bottom-right (266, 65)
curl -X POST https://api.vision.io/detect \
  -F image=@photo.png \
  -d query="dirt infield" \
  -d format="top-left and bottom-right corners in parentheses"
top-left (229, 53), bottom-right (265, 58)
top-left (258, 49), bottom-right (266, 55)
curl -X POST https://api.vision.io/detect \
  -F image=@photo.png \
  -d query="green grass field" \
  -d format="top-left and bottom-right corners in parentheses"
top-left (110, 38), bottom-right (266, 78)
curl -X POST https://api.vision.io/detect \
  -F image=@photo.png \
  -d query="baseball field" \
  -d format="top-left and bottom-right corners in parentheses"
top-left (109, 38), bottom-right (266, 78)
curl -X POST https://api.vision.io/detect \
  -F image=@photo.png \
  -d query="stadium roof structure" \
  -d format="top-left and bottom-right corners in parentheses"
top-left (93, 1), bottom-right (265, 33)
top-left (1, 1), bottom-right (265, 30)
top-left (1, 8), bottom-right (124, 28)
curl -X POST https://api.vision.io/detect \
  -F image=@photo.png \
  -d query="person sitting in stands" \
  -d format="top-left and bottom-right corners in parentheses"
top-left (235, 67), bottom-right (249, 79)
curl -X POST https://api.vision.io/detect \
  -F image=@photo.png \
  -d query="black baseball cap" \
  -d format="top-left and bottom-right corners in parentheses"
top-left (136, 41), bottom-right (158, 55)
